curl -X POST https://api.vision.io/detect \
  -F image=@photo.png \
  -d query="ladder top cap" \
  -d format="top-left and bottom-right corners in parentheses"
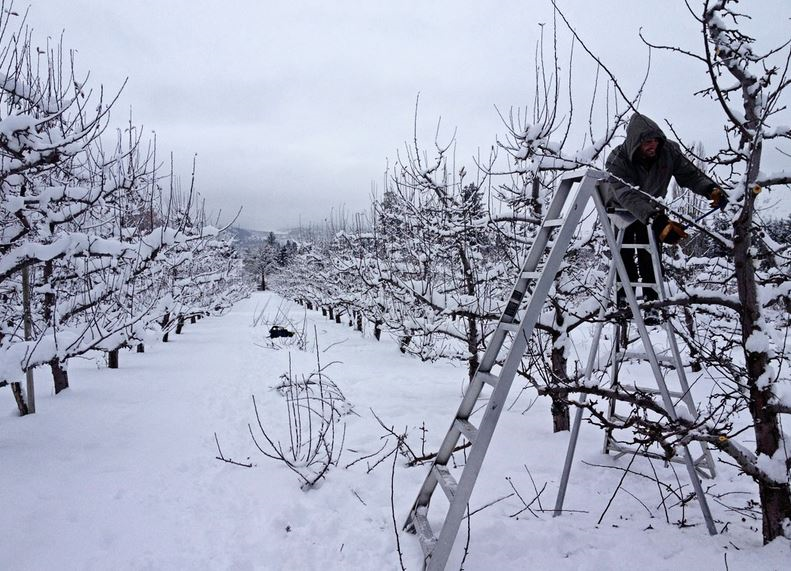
top-left (607, 209), bottom-right (638, 229)
top-left (560, 168), bottom-right (608, 182)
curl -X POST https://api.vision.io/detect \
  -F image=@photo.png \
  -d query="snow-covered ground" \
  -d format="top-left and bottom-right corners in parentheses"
top-left (3, 292), bottom-right (789, 570)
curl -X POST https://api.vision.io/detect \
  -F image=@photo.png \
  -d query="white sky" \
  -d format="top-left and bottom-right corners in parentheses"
top-left (21, 1), bottom-right (791, 230)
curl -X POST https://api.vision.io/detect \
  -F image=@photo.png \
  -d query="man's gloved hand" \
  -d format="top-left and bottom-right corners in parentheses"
top-left (651, 213), bottom-right (688, 245)
top-left (709, 186), bottom-right (728, 210)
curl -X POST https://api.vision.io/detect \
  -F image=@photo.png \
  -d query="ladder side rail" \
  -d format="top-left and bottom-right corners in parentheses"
top-left (592, 193), bottom-right (718, 535)
top-left (516, 175), bottom-right (580, 278)
top-left (477, 173), bottom-right (584, 374)
top-left (647, 231), bottom-right (718, 478)
top-left (494, 175), bottom-right (599, 400)
top-left (646, 230), bottom-right (697, 411)
top-left (406, 173), bottom-right (591, 530)
top-left (591, 194), bottom-right (677, 416)
top-left (427, 172), bottom-right (600, 571)
top-left (554, 227), bottom-right (625, 516)
top-left (406, 372), bottom-right (494, 516)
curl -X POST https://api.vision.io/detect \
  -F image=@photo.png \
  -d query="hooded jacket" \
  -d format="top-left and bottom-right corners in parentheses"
top-left (604, 114), bottom-right (717, 224)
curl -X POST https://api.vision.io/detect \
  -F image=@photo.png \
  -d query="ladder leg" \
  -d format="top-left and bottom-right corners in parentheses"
top-left (603, 319), bottom-right (622, 455)
top-left (405, 170), bottom-right (609, 569)
top-left (554, 402), bottom-right (586, 516)
top-left (555, 236), bottom-right (622, 515)
top-left (647, 231), bottom-right (717, 479)
top-left (595, 195), bottom-right (718, 536)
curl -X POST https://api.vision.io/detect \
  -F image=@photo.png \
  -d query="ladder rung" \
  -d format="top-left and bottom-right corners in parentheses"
top-left (608, 411), bottom-right (629, 423)
top-left (475, 371), bottom-right (500, 387)
top-left (691, 453), bottom-right (716, 478)
top-left (606, 440), bottom-right (693, 466)
top-left (625, 282), bottom-right (658, 289)
top-left (411, 508), bottom-right (437, 555)
top-left (620, 243), bottom-right (651, 249)
top-left (617, 351), bottom-right (676, 365)
top-left (433, 464), bottom-right (458, 501)
top-left (617, 383), bottom-right (684, 398)
top-left (455, 418), bottom-right (478, 442)
top-left (498, 321), bottom-right (520, 333)
top-left (543, 218), bottom-right (564, 227)
top-left (521, 271), bottom-right (541, 280)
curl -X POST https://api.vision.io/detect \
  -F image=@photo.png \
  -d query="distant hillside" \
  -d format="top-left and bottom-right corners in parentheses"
top-left (225, 226), bottom-right (291, 249)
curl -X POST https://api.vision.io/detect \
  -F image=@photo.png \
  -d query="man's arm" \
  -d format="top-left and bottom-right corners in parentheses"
top-left (668, 141), bottom-right (718, 197)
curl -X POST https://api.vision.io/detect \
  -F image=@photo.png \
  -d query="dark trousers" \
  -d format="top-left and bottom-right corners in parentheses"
top-left (617, 221), bottom-right (659, 304)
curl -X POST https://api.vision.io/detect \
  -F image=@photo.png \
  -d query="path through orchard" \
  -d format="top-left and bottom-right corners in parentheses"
top-left (2, 292), bottom-right (787, 570)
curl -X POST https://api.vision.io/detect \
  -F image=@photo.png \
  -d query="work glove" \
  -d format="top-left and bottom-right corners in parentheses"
top-left (651, 213), bottom-right (688, 245)
top-left (709, 186), bottom-right (728, 210)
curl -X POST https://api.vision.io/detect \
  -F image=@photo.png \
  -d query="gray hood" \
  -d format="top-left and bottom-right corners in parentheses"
top-left (624, 114), bottom-right (666, 162)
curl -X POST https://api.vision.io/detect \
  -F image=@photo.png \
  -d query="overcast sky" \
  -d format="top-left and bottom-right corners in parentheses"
top-left (22, 1), bottom-right (790, 230)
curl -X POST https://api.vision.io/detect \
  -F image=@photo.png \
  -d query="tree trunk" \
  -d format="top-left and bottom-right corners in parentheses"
top-left (42, 260), bottom-right (65, 395)
top-left (137, 343), bottom-right (145, 353)
top-left (550, 397), bottom-right (570, 432)
top-left (549, 305), bottom-right (570, 432)
top-left (732, 139), bottom-right (791, 543)
top-left (683, 307), bottom-right (701, 372)
top-left (374, 320), bottom-right (382, 341)
top-left (457, 243), bottom-right (481, 384)
top-left (530, 176), bottom-right (543, 218)
top-left (260, 271), bottom-right (266, 291)
top-left (399, 333), bottom-right (412, 354)
top-left (11, 382), bottom-right (28, 415)
top-left (466, 317), bottom-right (480, 383)
top-left (306, 301), bottom-right (313, 311)
top-left (50, 358), bottom-right (69, 394)
top-left (356, 312), bottom-right (363, 332)
top-left (549, 344), bottom-right (570, 433)
top-left (161, 311), bottom-right (170, 342)
top-left (328, 307), bottom-right (334, 320)
top-left (335, 311), bottom-right (341, 324)
top-left (175, 314), bottom-right (185, 334)
top-left (190, 315), bottom-right (196, 324)
top-left (321, 307), bottom-right (327, 317)
top-left (108, 349), bottom-right (119, 369)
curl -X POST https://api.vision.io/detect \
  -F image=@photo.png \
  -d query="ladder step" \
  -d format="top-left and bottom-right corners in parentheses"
top-left (521, 271), bottom-right (542, 280)
top-left (608, 411), bottom-right (629, 423)
top-left (475, 371), bottom-right (500, 387)
top-left (498, 321), bottom-right (520, 333)
top-left (543, 218), bottom-right (564, 227)
top-left (617, 351), bottom-right (676, 366)
top-left (625, 281), bottom-right (658, 289)
top-left (618, 384), bottom-right (684, 399)
top-left (620, 243), bottom-right (651, 249)
top-left (692, 453), bottom-right (716, 478)
top-left (455, 418), bottom-right (478, 442)
top-left (433, 464), bottom-right (458, 501)
top-left (411, 507), bottom-right (438, 555)
top-left (606, 440), bottom-right (695, 467)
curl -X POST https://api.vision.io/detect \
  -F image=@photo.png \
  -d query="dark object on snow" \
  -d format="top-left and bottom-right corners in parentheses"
top-left (269, 325), bottom-right (295, 339)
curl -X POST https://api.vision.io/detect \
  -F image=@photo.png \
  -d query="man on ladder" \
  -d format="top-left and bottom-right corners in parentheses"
top-left (603, 113), bottom-right (727, 323)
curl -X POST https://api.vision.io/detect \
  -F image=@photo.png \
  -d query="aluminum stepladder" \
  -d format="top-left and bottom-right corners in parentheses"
top-left (552, 194), bottom-right (718, 535)
top-left (600, 209), bottom-right (717, 478)
top-left (403, 169), bottom-right (609, 571)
